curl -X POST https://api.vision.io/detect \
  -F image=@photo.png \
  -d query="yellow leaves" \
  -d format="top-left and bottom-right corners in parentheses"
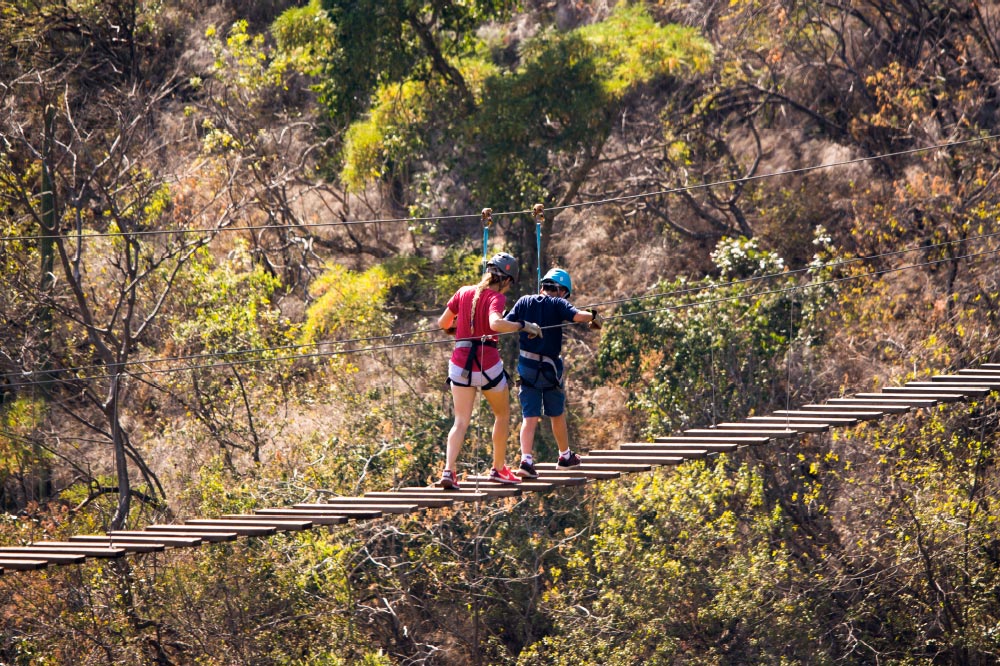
top-left (301, 263), bottom-right (398, 344)
top-left (576, 4), bottom-right (713, 99)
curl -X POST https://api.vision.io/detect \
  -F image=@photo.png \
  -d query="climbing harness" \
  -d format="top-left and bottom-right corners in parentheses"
top-left (450, 338), bottom-right (506, 390)
top-left (518, 349), bottom-right (563, 389)
top-left (532, 204), bottom-right (544, 292)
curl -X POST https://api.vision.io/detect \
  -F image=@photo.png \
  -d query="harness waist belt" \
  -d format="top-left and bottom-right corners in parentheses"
top-left (520, 350), bottom-right (559, 366)
top-left (455, 339), bottom-right (498, 349)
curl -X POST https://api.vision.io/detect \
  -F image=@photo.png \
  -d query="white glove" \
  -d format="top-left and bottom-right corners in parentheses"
top-left (522, 321), bottom-right (543, 339)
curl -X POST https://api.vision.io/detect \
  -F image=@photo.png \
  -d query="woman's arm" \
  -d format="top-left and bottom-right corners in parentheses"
top-left (489, 311), bottom-right (523, 333)
top-left (439, 307), bottom-right (456, 331)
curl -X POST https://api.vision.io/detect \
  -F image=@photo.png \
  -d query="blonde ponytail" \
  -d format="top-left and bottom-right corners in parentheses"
top-left (469, 270), bottom-right (507, 335)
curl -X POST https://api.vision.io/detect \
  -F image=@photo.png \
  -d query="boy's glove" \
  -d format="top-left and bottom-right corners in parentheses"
top-left (522, 321), bottom-right (543, 339)
top-left (445, 325), bottom-right (457, 335)
top-left (588, 308), bottom-right (603, 330)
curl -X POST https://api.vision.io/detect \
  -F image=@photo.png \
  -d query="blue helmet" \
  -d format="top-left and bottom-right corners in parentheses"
top-left (541, 267), bottom-right (572, 296)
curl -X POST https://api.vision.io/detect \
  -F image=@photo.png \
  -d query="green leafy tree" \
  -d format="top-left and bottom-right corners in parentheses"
top-left (598, 236), bottom-right (820, 437)
top-left (318, 0), bottom-right (518, 124)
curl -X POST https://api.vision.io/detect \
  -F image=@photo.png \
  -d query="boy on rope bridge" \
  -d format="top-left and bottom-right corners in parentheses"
top-left (504, 268), bottom-right (602, 478)
top-left (437, 252), bottom-right (543, 490)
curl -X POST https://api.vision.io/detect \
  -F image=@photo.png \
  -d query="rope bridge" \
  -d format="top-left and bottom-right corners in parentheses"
top-left (1, 366), bottom-right (998, 575)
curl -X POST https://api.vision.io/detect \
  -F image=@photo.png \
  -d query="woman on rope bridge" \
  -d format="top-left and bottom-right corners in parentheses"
top-left (437, 252), bottom-right (543, 489)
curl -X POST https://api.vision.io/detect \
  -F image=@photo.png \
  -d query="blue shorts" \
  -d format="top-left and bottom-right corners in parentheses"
top-left (519, 384), bottom-right (565, 418)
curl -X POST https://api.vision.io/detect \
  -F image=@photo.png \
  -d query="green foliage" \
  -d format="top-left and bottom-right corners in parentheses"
top-left (172, 243), bottom-right (286, 355)
top-left (334, 3), bottom-right (713, 211)
top-left (301, 262), bottom-right (399, 344)
top-left (598, 237), bottom-right (817, 436)
top-left (339, 78), bottom-right (440, 192)
top-left (575, 3), bottom-right (714, 97)
top-left (317, 0), bottom-right (518, 123)
top-left (521, 461), bottom-right (830, 665)
top-left (270, 0), bottom-right (337, 78)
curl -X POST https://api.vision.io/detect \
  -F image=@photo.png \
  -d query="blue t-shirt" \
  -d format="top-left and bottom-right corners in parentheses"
top-left (505, 294), bottom-right (580, 361)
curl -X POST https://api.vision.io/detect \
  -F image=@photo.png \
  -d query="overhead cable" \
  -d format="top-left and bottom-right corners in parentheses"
top-left (1, 135), bottom-right (995, 245)
top-left (4, 228), bottom-right (994, 383)
top-left (5, 242), bottom-right (997, 389)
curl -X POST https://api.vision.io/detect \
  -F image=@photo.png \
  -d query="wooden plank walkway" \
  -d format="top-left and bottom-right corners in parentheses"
top-left (1, 366), bottom-right (997, 575)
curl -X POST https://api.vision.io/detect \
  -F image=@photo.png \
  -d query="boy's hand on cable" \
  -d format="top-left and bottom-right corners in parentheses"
top-left (588, 308), bottom-right (603, 330)
top-left (522, 321), bottom-right (543, 339)
top-left (445, 325), bottom-right (457, 335)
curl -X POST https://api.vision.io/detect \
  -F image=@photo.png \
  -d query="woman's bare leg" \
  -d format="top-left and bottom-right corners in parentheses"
top-left (482, 386), bottom-right (510, 471)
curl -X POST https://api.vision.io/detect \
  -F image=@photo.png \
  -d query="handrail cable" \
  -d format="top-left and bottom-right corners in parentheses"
top-left (2, 228), bottom-right (994, 383)
top-left (4, 243), bottom-right (997, 389)
top-left (1, 135), bottom-right (995, 245)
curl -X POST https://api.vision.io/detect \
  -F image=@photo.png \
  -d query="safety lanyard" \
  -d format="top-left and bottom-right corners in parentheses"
top-left (532, 204), bottom-right (544, 292)
top-left (481, 207), bottom-right (493, 270)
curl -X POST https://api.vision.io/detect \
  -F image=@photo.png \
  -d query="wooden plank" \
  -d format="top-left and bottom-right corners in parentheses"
top-left (624, 440), bottom-right (736, 452)
top-left (365, 488), bottom-right (492, 503)
top-left (209, 515), bottom-right (314, 529)
top-left (587, 449), bottom-right (700, 459)
top-left (893, 384), bottom-right (991, 396)
top-left (979, 363), bottom-right (1000, 370)
top-left (953, 370), bottom-right (1000, 377)
top-left (0, 551), bottom-right (87, 565)
top-left (536, 468), bottom-right (621, 480)
top-left (250, 510), bottom-right (349, 525)
top-left (0, 544), bottom-right (126, 558)
top-left (534, 461), bottom-right (653, 473)
top-left (683, 428), bottom-right (799, 439)
top-left (583, 451), bottom-right (687, 469)
top-left (772, 409), bottom-right (883, 420)
top-left (291, 506), bottom-right (385, 519)
top-left (292, 503), bottom-right (419, 515)
top-left (932, 375), bottom-right (1000, 385)
top-left (803, 403), bottom-right (910, 413)
top-left (748, 415), bottom-right (858, 425)
top-left (110, 529), bottom-right (237, 543)
top-left (181, 520), bottom-right (293, 534)
top-left (71, 534), bottom-right (203, 548)
top-left (852, 392), bottom-right (959, 402)
top-left (319, 496), bottom-right (457, 508)
top-left (147, 523), bottom-right (274, 537)
top-left (0, 558), bottom-right (48, 571)
top-left (464, 476), bottom-right (558, 490)
top-left (483, 475), bottom-right (589, 487)
top-left (407, 485), bottom-right (522, 498)
top-left (653, 435), bottom-right (770, 444)
top-left (829, 397), bottom-right (939, 407)
top-left (717, 421), bottom-right (830, 433)
top-left (526, 475), bottom-right (588, 486)
top-left (47, 541), bottom-right (166, 554)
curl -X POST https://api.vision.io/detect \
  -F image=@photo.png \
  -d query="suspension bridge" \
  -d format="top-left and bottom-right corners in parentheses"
top-left (0, 364), bottom-right (997, 575)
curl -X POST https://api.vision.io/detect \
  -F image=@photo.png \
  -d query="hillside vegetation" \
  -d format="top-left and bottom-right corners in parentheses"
top-left (2, 0), bottom-right (1000, 664)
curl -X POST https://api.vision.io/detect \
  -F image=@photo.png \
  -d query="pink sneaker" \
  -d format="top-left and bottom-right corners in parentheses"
top-left (489, 465), bottom-right (522, 484)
